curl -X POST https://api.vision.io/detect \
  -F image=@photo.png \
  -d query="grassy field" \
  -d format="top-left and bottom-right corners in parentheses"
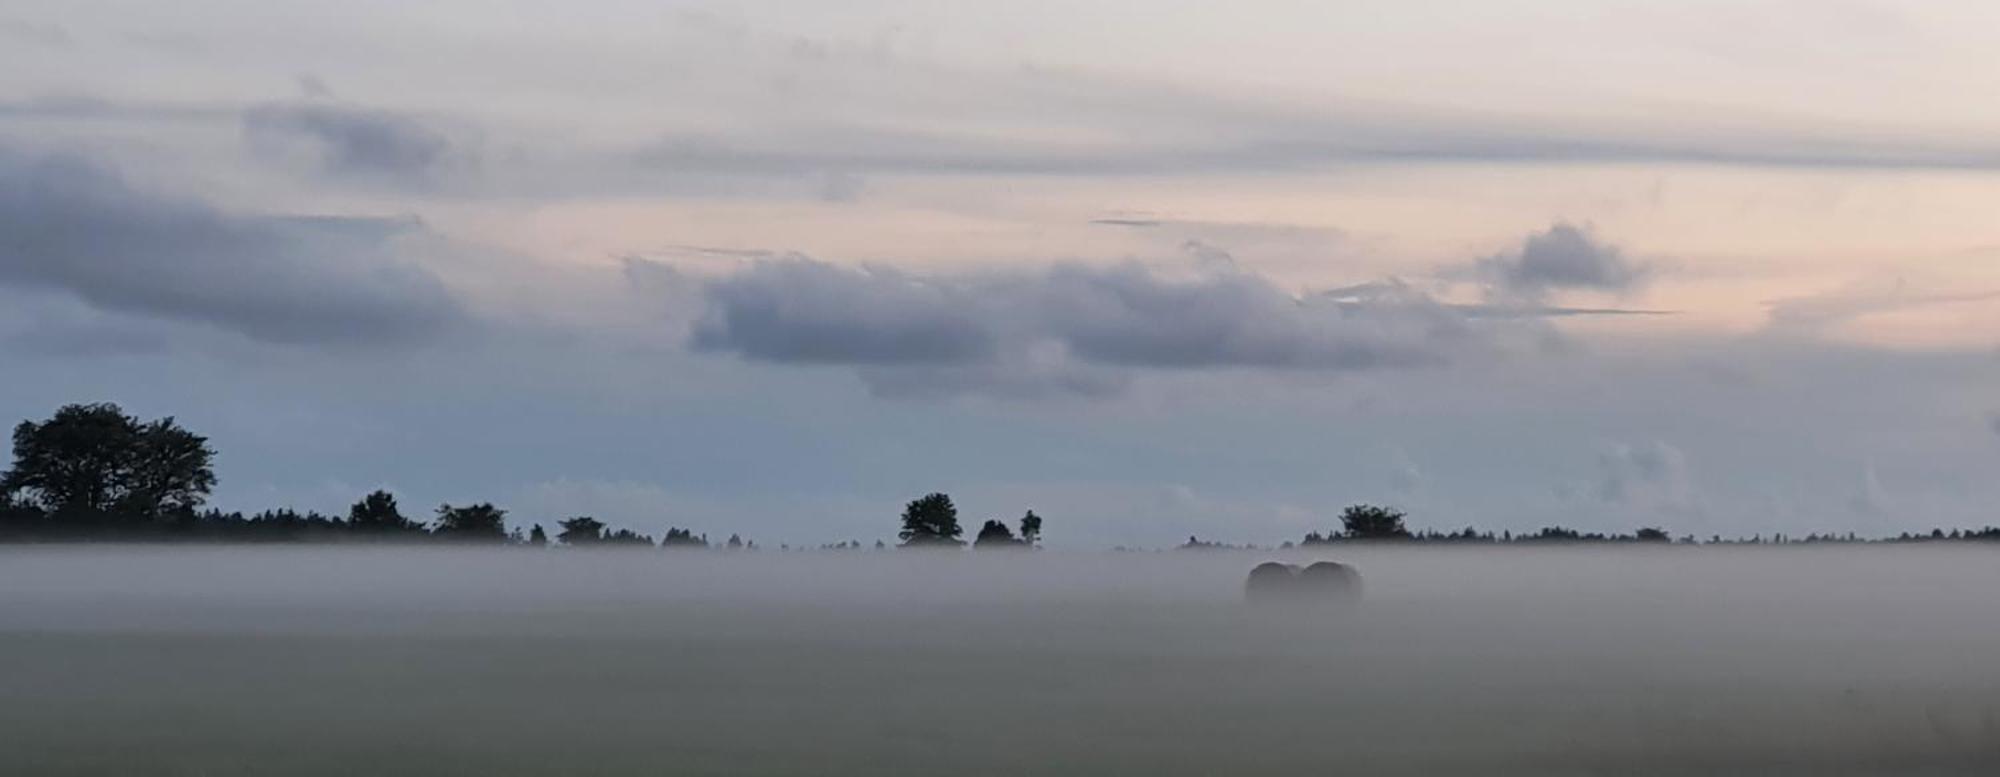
top-left (2, 546), bottom-right (1997, 775)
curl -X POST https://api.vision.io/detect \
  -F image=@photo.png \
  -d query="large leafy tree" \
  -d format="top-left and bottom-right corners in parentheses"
top-left (1018, 511), bottom-right (1043, 548)
top-left (1, 403), bottom-right (215, 520)
top-left (898, 492), bottom-right (963, 547)
top-left (1340, 504), bottom-right (1411, 540)
top-left (557, 516), bottom-right (607, 546)
top-left (973, 519), bottom-right (1020, 549)
top-left (349, 490), bottom-right (424, 533)
top-left (432, 503), bottom-right (509, 542)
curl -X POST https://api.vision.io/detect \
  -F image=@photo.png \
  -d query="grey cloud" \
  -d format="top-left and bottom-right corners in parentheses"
top-left (687, 255), bottom-right (1489, 396)
top-left (242, 102), bottom-right (458, 183)
top-left (691, 259), bottom-right (997, 365)
top-left (1479, 222), bottom-right (1646, 299)
top-left (0, 150), bottom-right (463, 346)
top-left (1987, 412), bottom-right (2000, 438)
top-left (1034, 262), bottom-right (1466, 370)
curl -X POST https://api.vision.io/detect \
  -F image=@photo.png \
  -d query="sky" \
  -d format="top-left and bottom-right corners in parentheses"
top-left (1, 0), bottom-right (1997, 547)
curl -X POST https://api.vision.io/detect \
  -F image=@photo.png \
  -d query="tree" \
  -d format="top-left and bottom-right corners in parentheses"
top-left (349, 490), bottom-right (422, 533)
top-left (1634, 527), bottom-right (1670, 543)
top-left (1018, 510), bottom-right (1043, 548)
top-left (528, 524), bottom-right (549, 546)
top-left (726, 533), bottom-right (743, 550)
top-left (1339, 504), bottom-right (1411, 540)
top-left (433, 503), bottom-right (508, 542)
top-left (661, 527), bottom-right (707, 548)
top-left (120, 417), bottom-right (217, 517)
top-left (898, 492), bottom-right (963, 547)
top-left (1, 403), bottom-right (214, 521)
top-left (558, 516), bottom-right (607, 546)
top-left (973, 519), bottom-right (1019, 549)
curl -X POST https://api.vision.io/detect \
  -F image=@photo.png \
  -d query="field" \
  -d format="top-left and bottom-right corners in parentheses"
top-left (3, 546), bottom-right (1998, 775)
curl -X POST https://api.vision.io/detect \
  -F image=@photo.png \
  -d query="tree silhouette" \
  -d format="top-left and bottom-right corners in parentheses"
top-left (2, 403), bottom-right (214, 521)
top-left (120, 417), bottom-right (217, 517)
top-left (16, 403), bottom-right (2000, 549)
top-left (1340, 504), bottom-right (1411, 540)
top-left (973, 519), bottom-right (1019, 549)
top-left (898, 492), bottom-right (963, 547)
top-left (1019, 510), bottom-right (1043, 548)
top-left (348, 490), bottom-right (423, 533)
top-left (432, 503), bottom-right (508, 542)
top-left (558, 516), bottom-right (607, 546)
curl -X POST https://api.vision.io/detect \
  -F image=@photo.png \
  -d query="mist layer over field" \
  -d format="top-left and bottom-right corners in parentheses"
top-left (3, 546), bottom-right (1998, 776)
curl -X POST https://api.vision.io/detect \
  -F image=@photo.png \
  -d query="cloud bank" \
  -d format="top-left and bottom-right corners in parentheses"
top-left (0, 150), bottom-right (463, 346)
top-left (688, 256), bottom-right (1488, 396)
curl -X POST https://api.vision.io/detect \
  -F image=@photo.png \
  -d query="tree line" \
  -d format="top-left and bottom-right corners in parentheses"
top-left (0, 403), bottom-right (1054, 549)
top-left (1172, 504), bottom-right (2000, 550)
top-left (6, 404), bottom-right (1997, 549)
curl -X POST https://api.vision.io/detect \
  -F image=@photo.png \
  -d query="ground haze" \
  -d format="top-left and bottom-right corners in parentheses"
top-left (3, 546), bottom-right (1997, 775)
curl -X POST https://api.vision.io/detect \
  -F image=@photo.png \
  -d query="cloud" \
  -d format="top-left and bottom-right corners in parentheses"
top-left (1036, 262), bottom-right (1467, 369)
top-left (1478, 222), bottom-right (1646, 299)
top-left (679, 252), bottom-right (1516, 397)
top-left (1987, 412), bottom-right (2000, 438)
top-left (0, 149), bottom-right (463, 346)
top-left (691, 258), bottom-right (998, 365)
top-left (242, 102), bottom-right (459, 184)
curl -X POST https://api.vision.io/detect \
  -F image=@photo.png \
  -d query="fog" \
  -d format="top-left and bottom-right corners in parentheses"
top-left (3, 546), bottom-right (1998, 775)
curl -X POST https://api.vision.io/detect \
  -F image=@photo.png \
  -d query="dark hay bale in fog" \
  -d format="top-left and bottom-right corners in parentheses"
top-left (1246, 560), bottom-right (1361, 604)
top-left (1245, 562), bottom-right (1301, 602)
top-left (1298, 561), bottom-right (1363, 601)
